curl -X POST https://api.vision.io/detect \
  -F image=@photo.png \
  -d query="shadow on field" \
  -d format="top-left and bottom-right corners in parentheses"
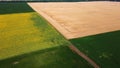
top-left (0, 2), bottom-right (34, 14)
top-left (0, 46), bottom-right (92, 68)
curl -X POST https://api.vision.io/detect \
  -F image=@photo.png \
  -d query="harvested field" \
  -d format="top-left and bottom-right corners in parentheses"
top-left (28, 1), bottom-right (120, 39)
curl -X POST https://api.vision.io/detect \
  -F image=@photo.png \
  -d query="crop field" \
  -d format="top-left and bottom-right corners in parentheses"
top-left (29, 2), bottom-right (120, 39)
top-left (70, 30), bottom-right (120, 68)
top-left (0, 3), bottom-right (69, 60)
top-left (0, 3), bottom-right (92, 68)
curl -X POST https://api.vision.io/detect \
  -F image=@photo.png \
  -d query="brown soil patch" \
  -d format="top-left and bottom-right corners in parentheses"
top-left (28, 2), bottom-right (120, 39)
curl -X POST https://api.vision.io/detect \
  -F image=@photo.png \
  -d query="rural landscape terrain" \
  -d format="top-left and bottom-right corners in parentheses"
top-left (0, 1), bottom-right (120, 68)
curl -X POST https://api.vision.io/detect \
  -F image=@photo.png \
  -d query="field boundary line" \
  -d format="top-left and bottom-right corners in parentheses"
top-left (69, 45), bottom-right (100, 68)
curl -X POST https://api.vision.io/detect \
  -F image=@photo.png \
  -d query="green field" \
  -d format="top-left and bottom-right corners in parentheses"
top-left (70, 31), bottom-right (120, 68)
top-left (0, 3), bottom-right (92, 68)
top-left (0, 46), bottom-right (93, 68)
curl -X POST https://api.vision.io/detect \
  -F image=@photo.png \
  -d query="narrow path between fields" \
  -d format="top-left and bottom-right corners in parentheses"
top-left (69, 45), bottom-right (100, 68)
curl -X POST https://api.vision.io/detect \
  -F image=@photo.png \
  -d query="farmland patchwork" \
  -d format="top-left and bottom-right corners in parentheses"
top-left (0, 3), bottom-right (92, 68)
